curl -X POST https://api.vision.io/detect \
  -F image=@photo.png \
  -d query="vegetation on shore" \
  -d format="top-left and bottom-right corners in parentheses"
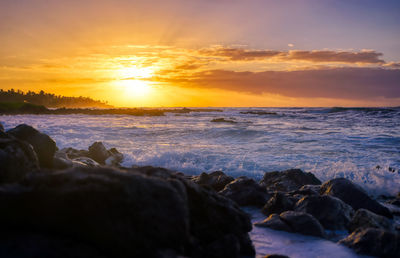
top-left (0, 89), bottom-right (112, 108)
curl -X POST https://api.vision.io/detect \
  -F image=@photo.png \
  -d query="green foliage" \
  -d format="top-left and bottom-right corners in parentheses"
top-left (0, 89), bottom-right (112, 108)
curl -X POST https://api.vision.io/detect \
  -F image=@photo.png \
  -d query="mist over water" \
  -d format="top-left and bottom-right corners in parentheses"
top-left (2, 107), bottom-right (400, 196)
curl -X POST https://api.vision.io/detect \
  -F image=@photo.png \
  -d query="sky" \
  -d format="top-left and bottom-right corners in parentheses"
top-left (1, 0), bottom-right (399, 107)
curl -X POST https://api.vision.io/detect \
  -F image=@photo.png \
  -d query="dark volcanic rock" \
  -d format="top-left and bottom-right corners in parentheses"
top-left (264, 255), bottom-right (290, 258)
top-left (294, 195), bottom-right (354, 230)
top-left (105, 147), bottom-right (123, 166)
top-left (0, 231), bottom-right (107, 258)
top-left (255, 211), bottom-right (325, 238)
top-left (320, 178), bottom-right (392, 218)
top-left (210, 118), bottom-right (237, 124)
top-left (72, 157), bottom-right (100, 168)
top-left (349, 209), bottom-right (394, 233)
top-left (279, 211), bottom-right (325, 238)
top-left (88, 142), bottom-right (110, 164)
top-left (254, 214), bottom-right (292, 232)
top-left (7, 124), bottom-right (57, 168)
top-left (219, 176), bottom-right (271, 207)
top-left (339, 228), bottom-right (400, 257)
top-left (134, 166), bottom-right (255, 257)
top-left (192, 171), bottom-right (234, 191)
top-left (0, 132), bottom-right (39, 183)
top-left (53, 151), bottom-right (73, 170)
top-left (0, 167), bottom-right (254, 258)
top-left (60, 147), bottom-right (90, 160)
top-left (262, 192), bottom-right (295, 216)
top-left (260, 169), bottom-right (321, 192)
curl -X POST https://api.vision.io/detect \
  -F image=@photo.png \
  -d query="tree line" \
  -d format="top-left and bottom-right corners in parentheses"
top-left (0, 89), bottom-right (112, 108)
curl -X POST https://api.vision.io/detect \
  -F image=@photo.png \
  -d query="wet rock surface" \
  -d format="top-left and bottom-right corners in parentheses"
top-left (7, 124), bottom-right (57, 168)
top-left (261, 192), bottom-right (295, 216)
top-left (0, 131), bottom-right (39, 183)
top-left (260, 169), bottom-right (321, 192)
top-left (219, 176), bottom-right (271, 207)
top-left (191, 171), bottom-right (234, 192)
top-left (320, 178), bottom-right (392, 218)
top-left (348, 208), bottom-right (395, 233)
top-left (339, 228), bottom-right (400, 257)
top-left (294, 195), bottom-right (354, 230)
top-left (0, 167), bottom-right (254, 258)
top-left (255, 211), bottom-right (325, 238)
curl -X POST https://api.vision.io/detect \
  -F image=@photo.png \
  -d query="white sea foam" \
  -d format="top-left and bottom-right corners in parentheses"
top-left (1, 107), bottom-right (399, 196)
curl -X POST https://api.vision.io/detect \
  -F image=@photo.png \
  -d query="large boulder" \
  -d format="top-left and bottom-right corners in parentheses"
top-left (219, 176), bottom-right (271, 207)
top-left (88, 142), bottom-right (110, 164)
top-left (192, 171), bottom-right (234, 192)
top-left (279, 211), bottom-right (325, 238)
top-left (0, 131), bottom-right (39, 183)
top-left (0, 167), bottom-right (254, 257)
top-left (261, 192), bottom-right (295, 216)
top-left (294, 195), bottom-right (354, 230)
top-left (255, 211), bottom-right (325, 238)
top-left (254, 214), bottom-right (292, 232)
top-left (59, 147), bottom-right (90, 160)
top-left (320, 178), bottom-right (392, 218)
top-left (105, 148), bottom-right (123, 166)
top-left (260, 169), bottom-right (321, 192)
top-left (339, 228), bottom-right (400, 257)
top-left (349, 209), bottom-right (395, 233)
top-left (132, 166), bottom-right (255, 257)
top-left (7, 124), bottom-right (57, 168)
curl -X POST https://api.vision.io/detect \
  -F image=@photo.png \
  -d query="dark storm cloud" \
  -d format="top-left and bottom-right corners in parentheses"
top-left (286, 50), bottom-right (385, 64)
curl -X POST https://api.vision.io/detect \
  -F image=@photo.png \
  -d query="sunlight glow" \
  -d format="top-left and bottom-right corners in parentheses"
top-left (121, 79), bottom-right (152, 97)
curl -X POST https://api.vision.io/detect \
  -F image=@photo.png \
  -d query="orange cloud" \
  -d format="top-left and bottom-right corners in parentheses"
top-left (154, 67), bottom-right (400, 99)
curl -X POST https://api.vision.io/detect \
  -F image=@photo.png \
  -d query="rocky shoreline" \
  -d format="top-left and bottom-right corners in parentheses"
top-left (1, 123), bottom-right (399, 258)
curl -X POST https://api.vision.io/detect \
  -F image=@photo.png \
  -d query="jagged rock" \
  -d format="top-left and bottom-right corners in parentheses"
top-left (53, 151), bottom-right (74, 169)
top-left (7, 124), bottom-right (57, 168)
top-left (279, 211), bottom-right (325, 238)
top-left (219, 176), bottom-right (271, 207)
top-left (296, 184), bottom-right (321, 195)
top-left (260, 169), bottom-right (321, 192)
top-left (192, 171), bottom-right (234, 191)
top-left (0, 167), bottom-right (254, 257)
top-left (0, 131), bottom-right (39, 183)
top-left (73, 157), bottom-right (100, 168)
top-left (256, 211), bottom-right (325, 237)
top-left (262, 192), bottom-right (295, 216)
top-left (349, 209), bottom-right (395, 233)
top-left (294, 195), bottom-right (354, 230)
top-left (339, 228), bottom-right (400, 257)
top-left (105, 148), bottom-right (124, 166)
top-left (255, 214), bottom-right (292, 232)
top-left (88, 142), bottom-right (110, 164)
top-left (60, 147), bottom-right (90, 159)
top-left (320, 178), bottom-right (392, 218)
top-left (134, 166), bottom-right (255, 257)
top-left (0, 122), bottom-right (4, 132)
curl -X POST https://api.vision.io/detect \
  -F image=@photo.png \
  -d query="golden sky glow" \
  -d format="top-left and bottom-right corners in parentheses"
top-left (1, 0), bottom-right (399, 107)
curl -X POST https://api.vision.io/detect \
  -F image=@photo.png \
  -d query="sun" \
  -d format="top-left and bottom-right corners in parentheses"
top-left (121, 79), bottom-right (151, 97)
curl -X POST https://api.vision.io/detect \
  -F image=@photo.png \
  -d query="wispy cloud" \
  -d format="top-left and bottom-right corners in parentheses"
top-left (154, 67), bottom-right (400, 99)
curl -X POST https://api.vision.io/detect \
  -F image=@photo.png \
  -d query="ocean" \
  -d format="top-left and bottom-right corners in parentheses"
top-left (2, 107), bottom-right (399, 257)
top-left (1, 107), bottom-right (399, 196)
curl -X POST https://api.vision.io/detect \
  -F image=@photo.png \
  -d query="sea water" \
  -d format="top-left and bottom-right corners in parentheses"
top-left (2, 107), bottom-right (398, 257)
top-left (1, 107), bottom-right (399, 196)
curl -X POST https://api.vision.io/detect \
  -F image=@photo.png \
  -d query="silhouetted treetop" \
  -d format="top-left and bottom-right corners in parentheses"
top-left (0, 89), bottom-right (113, 108)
